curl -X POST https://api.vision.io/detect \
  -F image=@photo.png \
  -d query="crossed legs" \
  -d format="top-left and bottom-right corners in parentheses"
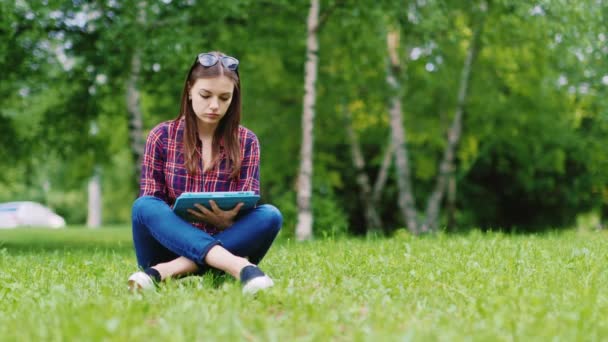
top-left (131, 196), bottom-right (282, 283)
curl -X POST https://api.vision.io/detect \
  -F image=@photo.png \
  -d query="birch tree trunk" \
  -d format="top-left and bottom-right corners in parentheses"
top-left (295, 0), bottom-right (320, 241)
top-left (86, 167), bottom-right (102, 228)
top-left (446, 173), bottom-right (456, 230)
top-left (421, 19), bottom-right (484, 232)
top-left (126, 1), bottom-right (146, 187)
top-left (345, 108), bottom-right (383, 232)
top-left (386, 29), bottom-right (419, 234)
top-left (372, 138), bottom-right (393, 204)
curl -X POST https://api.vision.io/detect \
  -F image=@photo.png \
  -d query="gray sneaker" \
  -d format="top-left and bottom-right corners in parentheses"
top-left (240, 265), bottom-right (274, 294)
top-left (127, 271), bottom-right (155, 291)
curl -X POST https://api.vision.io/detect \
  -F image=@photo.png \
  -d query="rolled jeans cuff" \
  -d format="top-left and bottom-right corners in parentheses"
top-left (198, 240), bottom-right (222, 267)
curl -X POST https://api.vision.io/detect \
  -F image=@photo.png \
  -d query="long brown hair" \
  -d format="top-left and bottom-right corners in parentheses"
top-left (176, 51), bottom-right (242, 179)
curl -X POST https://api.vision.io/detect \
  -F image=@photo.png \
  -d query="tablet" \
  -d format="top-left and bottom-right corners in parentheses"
top-left (173, 191), bottom-right (260, 221)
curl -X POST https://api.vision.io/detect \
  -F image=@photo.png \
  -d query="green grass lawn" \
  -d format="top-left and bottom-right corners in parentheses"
top-left (1, 227), bottom-right (607, 341)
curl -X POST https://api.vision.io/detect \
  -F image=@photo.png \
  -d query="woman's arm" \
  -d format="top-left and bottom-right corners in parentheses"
top-left (139, 125), bottom-right (168, 201)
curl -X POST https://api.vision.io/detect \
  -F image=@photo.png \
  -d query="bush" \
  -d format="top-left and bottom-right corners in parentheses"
top-left (269, 189), bottom-right (348, 239)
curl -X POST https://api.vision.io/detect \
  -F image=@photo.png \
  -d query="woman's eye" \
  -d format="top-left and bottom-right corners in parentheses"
top-left (201, 95), bottom-right (210, 99)
top-left (220, 97), bottom-right (230, 102)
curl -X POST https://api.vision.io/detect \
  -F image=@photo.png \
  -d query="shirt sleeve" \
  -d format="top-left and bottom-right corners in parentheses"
top-left (237, 132), bottom-right (260, 195)
top-left (139, 125), bottom-right (168, 201)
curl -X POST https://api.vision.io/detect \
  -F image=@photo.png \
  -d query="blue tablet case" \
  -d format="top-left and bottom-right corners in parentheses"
top-left (173, 191), bottom-right (260, 221)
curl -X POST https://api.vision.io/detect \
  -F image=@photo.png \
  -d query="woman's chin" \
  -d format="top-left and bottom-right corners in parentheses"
top-left (196, 116), bottom-right (221, 126)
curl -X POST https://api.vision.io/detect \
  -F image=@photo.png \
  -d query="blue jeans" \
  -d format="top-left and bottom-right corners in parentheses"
top-left (131, 196), bottom-right (282, 271)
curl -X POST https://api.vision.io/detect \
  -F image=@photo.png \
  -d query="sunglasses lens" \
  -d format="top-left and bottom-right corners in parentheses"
top-left (197, 53), bottom-right (239, 71)
top-left (222, 57), bottom-right (239, 71)
top-left (198, 53), bottom-right (218, 67)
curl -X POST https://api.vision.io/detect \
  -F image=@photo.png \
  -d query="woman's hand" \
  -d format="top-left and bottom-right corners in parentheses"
top-left (187, 200), bottom-right (244, 230)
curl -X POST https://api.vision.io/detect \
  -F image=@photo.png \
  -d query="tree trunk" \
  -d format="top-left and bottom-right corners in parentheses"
top-left (386, 29), bottom-right (419, 234)
top-left (86, 167), bottom-right (102, 228)
top-left (446, 172), bottom-right (456, 231)
top-left (295, 0), bottom-right (319, 241)
top-left (345, 108), bottom-right (383, 233)
top-left (372, 138), bottom-right (393, 204)
top-left (421, 19), bottom-right (483, 232)
top-left (601, 204), bottom-right (607, 230)
top-left (126, 1), bottom-right (146, 188)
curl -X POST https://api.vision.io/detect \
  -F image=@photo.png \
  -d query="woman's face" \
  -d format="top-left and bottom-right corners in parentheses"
top-left (189, 75), bottom-right (235, 127)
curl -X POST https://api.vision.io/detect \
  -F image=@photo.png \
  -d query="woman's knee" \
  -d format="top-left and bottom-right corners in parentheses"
top-left (257, 204), bottom-right (283, 233)
top-left (132, 195), bottom-right (161, 220)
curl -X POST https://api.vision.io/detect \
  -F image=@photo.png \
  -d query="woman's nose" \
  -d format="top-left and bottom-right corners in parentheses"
top-left (209, 97), bottom-right (219, 110)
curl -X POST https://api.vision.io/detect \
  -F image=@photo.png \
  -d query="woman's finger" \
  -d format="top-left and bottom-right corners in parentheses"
top-left (230, 202), bottom-right (244, 214)
top-left (194, 203), bottom-right (213, 215)
top-left (187, 208), bottom-right (206, 219)
top-left (208, 200), bottom-right (223, 213)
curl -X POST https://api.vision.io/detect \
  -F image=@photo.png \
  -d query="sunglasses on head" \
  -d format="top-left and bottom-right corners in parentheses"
top-left (197, 53), bottom-right (239, 71)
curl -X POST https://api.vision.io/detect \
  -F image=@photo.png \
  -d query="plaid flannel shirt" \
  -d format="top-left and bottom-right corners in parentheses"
top-left (139, 118), bottom-right (260, 234)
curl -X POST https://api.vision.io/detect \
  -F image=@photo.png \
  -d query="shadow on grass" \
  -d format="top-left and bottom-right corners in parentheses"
top-left (175, 270), bottom-right (232, 290)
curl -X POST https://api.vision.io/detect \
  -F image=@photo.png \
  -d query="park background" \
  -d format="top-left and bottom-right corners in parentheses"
top-left (1, 1), bottom-right (607, 236)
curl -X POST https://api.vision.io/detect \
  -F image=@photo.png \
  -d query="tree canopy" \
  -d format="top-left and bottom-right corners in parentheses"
top-left (1, 0), bottom-right (606, 233)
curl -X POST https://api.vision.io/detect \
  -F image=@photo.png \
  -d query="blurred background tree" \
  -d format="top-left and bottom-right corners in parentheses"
top-left (1, 0), bottom-right (606, 234)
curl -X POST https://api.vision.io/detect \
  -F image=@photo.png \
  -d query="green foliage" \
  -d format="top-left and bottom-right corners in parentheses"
top-left (1, 228), bottom-right (608, 339)
top-left (270, 188), bottom-right (348, 239)
top-left (312, 191), bottom-right (349, 238)
top-left (452, 0), bottom-right (608, 230)
top-left (0, 0), bottom-right (607, 232)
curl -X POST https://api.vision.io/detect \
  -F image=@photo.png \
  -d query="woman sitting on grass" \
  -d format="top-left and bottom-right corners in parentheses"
top-left (127, 51), bottom-right (282, 294)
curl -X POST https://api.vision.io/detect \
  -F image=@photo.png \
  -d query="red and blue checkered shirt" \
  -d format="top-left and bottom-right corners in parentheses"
top-left (139, 118), bottom-right (260, 234)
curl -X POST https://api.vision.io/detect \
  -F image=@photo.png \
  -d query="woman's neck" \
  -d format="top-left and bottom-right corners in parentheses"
top-left (197, 121), bottom-right (218, 139)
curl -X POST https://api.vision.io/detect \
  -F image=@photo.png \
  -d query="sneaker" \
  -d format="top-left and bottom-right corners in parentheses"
top-left (240, 265), bottom-right (274, 294)
top-left (127, 271), bottom-right (155, 291)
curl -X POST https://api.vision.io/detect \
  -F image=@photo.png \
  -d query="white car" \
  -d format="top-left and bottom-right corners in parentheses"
top-left (0, 201), bottom-right (66, 229)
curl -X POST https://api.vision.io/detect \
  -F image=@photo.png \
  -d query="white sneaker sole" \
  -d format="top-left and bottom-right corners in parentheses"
top-left (127, 271), bottom-right (155, 291)
top-left (242, 275), bottom-right (274, 295)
